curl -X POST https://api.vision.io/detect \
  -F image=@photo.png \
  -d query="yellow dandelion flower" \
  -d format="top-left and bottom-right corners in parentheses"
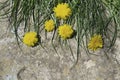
top-left (23, 32), bottom-right (38, 46)
top-left (58, 24), bottom-right (73, 39)
top-left (53, 3), bottom-right (72, 19)
top-left (45, 19), bottom-right (55, 32)
top-left (88, 34), bottom-right (103, 51)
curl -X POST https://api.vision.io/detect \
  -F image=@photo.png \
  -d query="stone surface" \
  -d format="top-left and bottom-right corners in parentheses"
top-left (0, 2), bottom-right (120, 80)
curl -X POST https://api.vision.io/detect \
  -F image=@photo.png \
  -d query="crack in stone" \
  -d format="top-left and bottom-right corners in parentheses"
top-left (17, 67), bottom-right (26, 80)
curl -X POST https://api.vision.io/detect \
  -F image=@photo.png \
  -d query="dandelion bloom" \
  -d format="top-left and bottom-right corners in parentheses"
top-left (58, 24), bottom-right (73, 39)
top-left (53, 3), bottom-right (72, 19)
top-left (23, 32), bottom-right (38, 46)
top-left (88, 34), bottom-right (103, 51)
top-left (45, 19), bottom-right (55, 32)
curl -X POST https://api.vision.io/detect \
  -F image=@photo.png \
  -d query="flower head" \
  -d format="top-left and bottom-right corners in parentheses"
top-left (45, 19), bottom-right (55, 32)
top-left (88, 34), bottom-right (103, 51)
top-left (53, 3), bottom-right (72, 19)
top-left (58, 24), bottom-right (73, 39)
top-left (23, 32), bottom-right (38, 46)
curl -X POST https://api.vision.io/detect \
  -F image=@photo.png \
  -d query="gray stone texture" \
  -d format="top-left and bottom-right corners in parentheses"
top-left (0, 1), bottom-right (120, 80)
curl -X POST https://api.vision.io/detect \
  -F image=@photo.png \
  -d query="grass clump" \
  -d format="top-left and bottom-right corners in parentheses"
top-left (0, 0), bottom-right (120, 64)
